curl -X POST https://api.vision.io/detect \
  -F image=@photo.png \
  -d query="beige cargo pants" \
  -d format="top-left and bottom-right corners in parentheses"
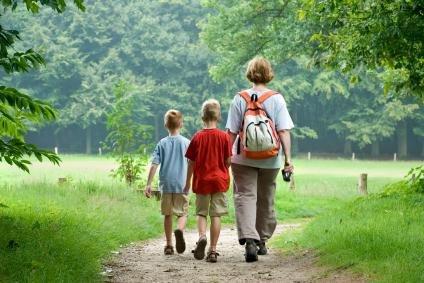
top-left (231, 163), bottom-right (280, 244)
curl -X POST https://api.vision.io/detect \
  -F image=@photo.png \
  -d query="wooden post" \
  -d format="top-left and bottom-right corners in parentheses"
top-left (393, 153), bottom-right (397, 161)
top-left (289, 175), bottom-right (296, 191)
top-left (352, 152), bottom-right (355, 161)
top-left (98, 147), bottom-right (102, 156)
top-left (143, 148), bottom-right (147, 155)
top-left (54, 146), bottom-right (58, 155)
top-left (307, 152), bottom-right (311, 160)
top-left (358, 173), bottom-right (368, 195)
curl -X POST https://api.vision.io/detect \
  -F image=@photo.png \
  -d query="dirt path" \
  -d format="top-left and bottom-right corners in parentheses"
top-left (105, 224), bottom-right (365, 283)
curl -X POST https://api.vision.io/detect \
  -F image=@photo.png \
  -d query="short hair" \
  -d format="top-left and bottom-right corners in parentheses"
top-left (201, 99), bottom-right (221, 122)
top-left (164, 109), bottom-right (183, 130)
top-left (246, 57), bottom-right (274, 84)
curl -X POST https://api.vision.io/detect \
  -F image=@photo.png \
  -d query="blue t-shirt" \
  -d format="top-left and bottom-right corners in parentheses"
top-left (151, 135), bottom-right (190, 193)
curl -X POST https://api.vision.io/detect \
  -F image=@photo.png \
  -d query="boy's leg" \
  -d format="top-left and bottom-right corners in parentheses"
top-left (193, 194), bottom-right (209, 260)
top-left (232, 164), bottom-right (260, 244)
top-left (209, 216), bottom-right (221, 252)
top-left (177, 215), bottom-right (187, 231)
top-left (164, 215), bottom-right (173, 246)
top-left (161, 193), bottom-right (174, 247)
top-left (173, 193), bottom-right (189, 254)
top-left (196, 194), bottom-right (210, 237)
top-left (256, 168), bottom-right (279, 242)
top-left (197, 215), bottom-right (207, 237)
top-left (209, 192), bottom-right (228, 251)
top-left (174, 193), bottom-right (189, 231)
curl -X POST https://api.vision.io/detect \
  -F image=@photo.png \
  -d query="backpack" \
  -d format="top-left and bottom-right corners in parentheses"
top-left (237, 89), bottom-right (280, 159)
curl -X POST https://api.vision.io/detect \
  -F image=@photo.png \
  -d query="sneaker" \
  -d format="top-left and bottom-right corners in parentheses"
top-left (257, 241), bottom-right (267, 255)
top-left (174, 229), bottom-right (186, 254)
top-left (192, 236), bottom-right (207, 260)
top-left (245, 239), bottom-right (258, 262)
top-left (205, 250), bottom-right (219, 263)
top-left (164, 245), bottom-right (174, 255)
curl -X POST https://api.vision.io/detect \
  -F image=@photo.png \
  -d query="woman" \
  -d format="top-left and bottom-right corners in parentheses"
top-left (226, 57), bottom-right (294, 262)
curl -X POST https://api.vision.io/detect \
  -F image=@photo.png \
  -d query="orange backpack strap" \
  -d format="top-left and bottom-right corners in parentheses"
top-left (238, 90), bottom-right (251, 103)
top-left (257, 90), bottom-right (277, 103)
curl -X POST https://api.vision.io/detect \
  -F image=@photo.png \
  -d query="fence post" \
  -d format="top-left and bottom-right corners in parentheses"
top-left (307, 152), bottom-right (311, 160)
top-left (98, 147), bottom-right (102, 156)
top-left (352, 152), bottom-right (355, 161)
top-left (54, 146), bottom-right (58, 155)
top-left (358, 173), bottom-right (368, 195)
top-left (393, 153), bottom-right (397, 161)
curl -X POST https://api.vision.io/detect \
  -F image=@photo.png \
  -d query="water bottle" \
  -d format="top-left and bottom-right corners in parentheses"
top-left (282, 162), bottom-right (292, 182)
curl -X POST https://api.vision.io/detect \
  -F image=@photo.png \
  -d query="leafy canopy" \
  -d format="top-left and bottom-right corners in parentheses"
top-left (0, 0), bottom-right (85, 171)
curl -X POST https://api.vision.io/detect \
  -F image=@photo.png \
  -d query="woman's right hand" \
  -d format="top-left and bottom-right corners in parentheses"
top-left (284, 161), bottom-right (294, 173)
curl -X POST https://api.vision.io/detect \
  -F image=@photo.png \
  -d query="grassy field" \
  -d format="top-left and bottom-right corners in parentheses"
top-left (0, 155), bottom-right (421, 281)
top-left (272, 176), bottom-right (424, 282)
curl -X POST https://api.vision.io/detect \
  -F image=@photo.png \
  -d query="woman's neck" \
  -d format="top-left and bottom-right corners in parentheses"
top-left (252, 83), bottom-right (267, 91)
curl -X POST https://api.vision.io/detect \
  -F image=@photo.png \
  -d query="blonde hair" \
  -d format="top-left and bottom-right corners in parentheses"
top-left (164, 109), bottom-right (183, 130)
top-left (201, 99), bottom-right (221, 122)
top-left (246, 57), bottom-right (274, 84)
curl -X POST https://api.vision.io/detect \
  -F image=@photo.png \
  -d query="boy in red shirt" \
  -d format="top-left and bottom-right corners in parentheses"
top-left (184, 99), bottom-right (232, 263)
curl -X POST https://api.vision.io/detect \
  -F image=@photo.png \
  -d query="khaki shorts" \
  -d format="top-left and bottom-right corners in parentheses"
top-left (161, 193), bottom-right (189, 216)
top-left (196, 192), bottom-right (228, 217)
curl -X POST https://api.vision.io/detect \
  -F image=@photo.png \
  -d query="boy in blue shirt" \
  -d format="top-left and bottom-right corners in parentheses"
top-left (145, 109), bottom-right (190, 255)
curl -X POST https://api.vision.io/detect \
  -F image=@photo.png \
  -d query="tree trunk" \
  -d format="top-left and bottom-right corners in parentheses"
top-left (54, 129), bottom-right (59, 149)
top-left (371, 141), bottom-right (380, 158)
top-left (292, 110), bottom-right (299, 154)
top-left (154, 114), bottom-right (160, 142)
top-left (344, 140), bottom-right (352, 155)
top-left (292, 137), bottom-right (299, 155)
top-left (422, 139), bottom-right (424, 158)
top-left (85, 126), bottom-right (92, 154)
top-left (397, 120), bottom-right (407, 158)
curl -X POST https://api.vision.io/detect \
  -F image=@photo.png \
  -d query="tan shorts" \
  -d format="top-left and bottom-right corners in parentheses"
top-left (161, 193), bottom-right (189, 216)
top-left (196, 192), bottom-right (228, 217)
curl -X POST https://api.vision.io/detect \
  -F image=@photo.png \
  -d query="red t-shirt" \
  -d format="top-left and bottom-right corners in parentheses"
top-left (185, 128), bottom-right (232, 195)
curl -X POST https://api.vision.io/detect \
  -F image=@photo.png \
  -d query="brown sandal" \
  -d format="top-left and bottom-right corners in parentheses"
top-left (192, 236), bottom-right (207, 260)
top-left (164, 245), bottom-right (174, 255)
top-left (206, 250), bottom-right (219, 263)
top-left (174, 229), bottom-right (186, 254)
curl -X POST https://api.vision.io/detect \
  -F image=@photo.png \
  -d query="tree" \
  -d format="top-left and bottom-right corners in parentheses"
top-left (301, 0), bottom-right (424, 100)
top-left (4, 0), bottom-right (219, 151)
top-left (0, 0), bottom-right (85, 171)
top-left (329, 73), bottom-right (419, 154)
top-left (412, 110), bottom-right (424, 157)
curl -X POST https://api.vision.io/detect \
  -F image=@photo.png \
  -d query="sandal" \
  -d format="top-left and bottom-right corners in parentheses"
top-left (174, 229), bottom-right (186, 254)
top-left (164, 245), bottom-right (174, 255)
top-left (205, 250), bottom-right (219, 263)
top-left (192, 236), bottom-right (207, 260)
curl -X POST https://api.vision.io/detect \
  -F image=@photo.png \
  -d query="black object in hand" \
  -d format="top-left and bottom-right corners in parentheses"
top-left (282, 162), bottom-right (292, 182)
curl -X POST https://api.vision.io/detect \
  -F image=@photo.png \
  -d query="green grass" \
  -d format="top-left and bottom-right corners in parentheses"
top-left (0, 181), bottom-right (163, 282)
top-left (0, 155), bottom-right (421, 281)
top-left (272, 182), bottom-right (424, 282)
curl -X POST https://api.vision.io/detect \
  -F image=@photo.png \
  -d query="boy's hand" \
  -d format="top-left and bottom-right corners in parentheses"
top-left (183, 185), bottom-right (190, 195)
top-left (145, 185), bottom-right (152, 198)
